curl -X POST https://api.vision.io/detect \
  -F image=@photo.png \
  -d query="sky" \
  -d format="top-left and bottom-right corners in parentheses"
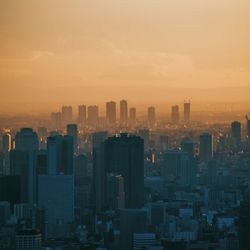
top-left (0, 0), bottom-right (250, 112)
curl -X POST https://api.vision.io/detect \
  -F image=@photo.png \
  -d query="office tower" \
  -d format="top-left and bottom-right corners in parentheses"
top-left (11, 128), bottom-right (39, 205)
top-left (0, 201), bottom-right (11, 226)
top-left (51, 112), bottom-right (62, 130)
top-left (120, 100), bottom-right (128, 127)
top-left (148, 106), bottom-right (156, 128)
top-left (104, 133), bottom-right (144, 208)
top-left (231, 121), bottom-right (241, 145)
top-left (2, 133), bottom-right (11, 153)
top-left (199, 133), bottom-right (213, 163)
top-left (36, 150), bottom-right (47, 175)
top-left (163, 149), bottom-right (196, 186)
top-left (181, 138), bottom-right (195, 157)
top-left (15, 128), bottom-right (39, 152)
top-left (171, 105), bottom-right (179, 124)
top-left (38, 175), bottom-right (74, 238)
top-left (239, 198), bottom-right (250, 250)
top-left (15, 229), bottom-right (42, 250)
top-left (119, 209), bottom-right (147, 250)
top-left (74, 154), bottom-right (90, 222)
top-left (129, 107), bottom-right (136, 127)
top-left (62, 106), bottom-right (73, 125)
top-left (106, 101), bottom-right (116, 126)
top-left (88, 105), bottom-right (99, 127)
top-left (107, 174), bottom-right (125, 210)
top-left (184, 102), bottom-right (191, 124)
top-left (0, 176), bottom-right (21, 207)
top-left (47, 135), bottom-right (73, 175)
top-left (92, 131), bottom-right (108, 213)
top-left (67, 124), bottom-right (78, 154)
top-left (78, 105), bottom-right (87, 125)
top-left (247, 118), bottom-right (250, 143)
top-left (159, 135), bottom-right (169, 152)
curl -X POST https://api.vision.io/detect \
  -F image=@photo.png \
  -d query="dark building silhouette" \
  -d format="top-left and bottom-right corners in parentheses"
top-left (78, 105), bottom-right (87, 125)
top-left (106, 101), bottom-right (116, 126)
top-left (67, 124), bottom-right (78, 153)
top-left (199, 133), bottom-right (213, 163)
top-left (231, 121), bottom-right (241, 145)
top-left (104, 133), bottom-right (144, 209)
top-left (184, 102), bottom-right (191, 124)
top-left (120, 100), bottom-right (128, 127)
top-left (239, 198), bottom-right (250, 250)
top-left (181, 138), bottom-right (195, 157)
top-left (171, 105), bottom-right (179, 124)
top-left (47, 135), bottom-right (74, 175)
top-left (148, 106), bottom-right (156, 128)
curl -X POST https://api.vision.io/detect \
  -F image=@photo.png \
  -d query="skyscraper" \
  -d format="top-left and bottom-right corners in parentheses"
top-left (148, 106), bottom-right (156, 128)
top-left (104, 133), bottom-right (144, 208)
top-left (129, 107), bottom-right (136, 127)
top-left (184, 102), bottom-right (191, 124)
top-left (62, 106), bottom-right (73, 125)
top-left (120, 100), bottom-right (128, 127)
top-left (78, 105), bottom-right (87, 126)
top-left (67, 124), bottom-right (78, 154)
top-left (2, 133), bottom-right (11, 154)
top-left (87, 105), bottom-right (99, 128)
top-left (231, 121), bottom-right (241, 145)
top-left (199, 133), bottom-right (213, 163)
top-left (106, 101), bottom-right (116, 126)
top-left (171, 105), bottom-right (179, 125)
top-left (47, 135), bottom-right (74, 175)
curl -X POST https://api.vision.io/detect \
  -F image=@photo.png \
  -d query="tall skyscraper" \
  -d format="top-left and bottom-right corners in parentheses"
top-left (148, 106), bottom-right (156, 128)
top-left (106, 101), bottom-right (116, 126)
top-left (2, 133), bottom-right (11, 154)
top-left (231, 121), bottom-right (241, 145)
top-left (47, 135), bottom-right (74, 175)
top-left (87, 105), bottom-right (99, 128)
top-left (62, 106), bottom-right (73, 125)
top-left (51, 112), bottom-right (62, 130)
top-left (199, 133), bottom-right (213, 163)
top-left (120, 100), bottom-right (128, 127)
top-left (67, 124), bottom-right (78, 154)
top-left (15, 128), bottom-right (39, 152)
top-left (171, 105), bottom-right (179, 124)
top-left (104, 133), bottom-right (144, 208)
top-left (129, 107), bottom-right (136, 127)
top-left (78, 105), bottom-right (87, 126)
top-left (184, 102), bottom-right (191, 124)
top-left (92, 131), bottom-right (109, 213)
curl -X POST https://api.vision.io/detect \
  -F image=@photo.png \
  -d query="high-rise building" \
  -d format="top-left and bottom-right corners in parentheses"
top-left (199, 133), bottom-right (213, 163)
top-left (120, 100), bottom-right (128, 127)
top-left (171, 105), bottom-right (179, 124)
top-left (129, 107), bottom-right (136, 127)
top-left (15, 128), bottom-right (39, 152)
top-left (62, 106), bottom-right (73, 125)
top-left (181, 138), bottom-right (195, 157)
top-left (15, 229), bottom-right (42, 250)
top-left (67, 124), bottom-right (78, 154)
top-left (2, 134), bottom-right (11, 154)
top-left (78, 105), bottom-right (87, 125)
top-left (106, 101), bottom-right (116, 126)
top-left (163, 149), bottom-right (196, 186)
top-left (184, 102), bottom-right (191, 124)
top-left (92, 131), bottom-right (109, 213)
top-left (47, 135), bottom-right (74, 175)
top-left (231, 121), bottom-right (241, 145)
top-left (148, 106), bottom-right (156, 128)
top-left (104, 133), bottom-right (144, 208)
top-left (239, 198), bottom-right (250, 250)
top-left (87, 105), bottom-right (99, 128)
top-left (119, 209), bottom-right (148, 250)
top-left (51, 112), bottom-right (62, 130)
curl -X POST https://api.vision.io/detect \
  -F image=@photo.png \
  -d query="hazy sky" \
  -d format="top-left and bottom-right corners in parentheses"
top-left (0, 0), bottom-right (250, 112)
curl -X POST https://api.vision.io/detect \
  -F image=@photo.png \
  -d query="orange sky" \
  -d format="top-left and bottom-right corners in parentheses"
top-left (0, 0), bottom-right (250, 112)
